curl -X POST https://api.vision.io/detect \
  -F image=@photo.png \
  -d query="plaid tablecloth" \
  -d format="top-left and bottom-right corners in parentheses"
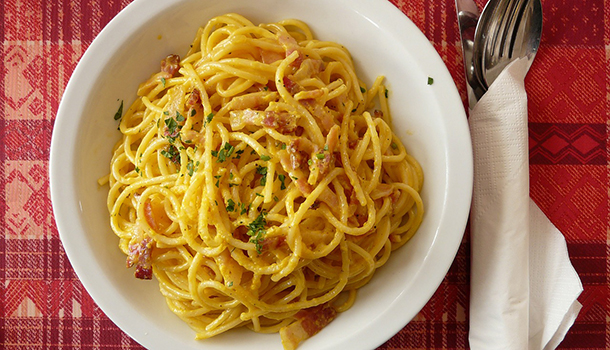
top-left (1, 0), bottom-right (607, 348)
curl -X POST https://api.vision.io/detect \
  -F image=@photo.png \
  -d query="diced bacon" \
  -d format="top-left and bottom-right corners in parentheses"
top-left (186, 89), bottom-right (203, 117)
top-left (287, 138), bottom-right (315, 170)
top-left (160, 54), bottom-right (181, 78)
top-left (296, 178), bottom-right (313, 195)
top-left (294, 126), bottom-right (304, 137)
top-left (282, 76), bottom-right (299, 94)
top-left (232, 226), bottom-right (250, 243)
top-left (229, 92), bottom-right (278, 111)
top-left (318, 189), bottom-right (339, 209)
top-left (144, 197), bottom-right (172, 232)
top-left (317, 125), bottom-right (340, 177)
top-left (261, 111), bottom-right (297, 134)
top-left (390, 188), bottom-right (401, 204)
top-left (278, 34), bottom-right (304, 67)
top-left (259, 48), bottom-right (285, 64)
top-left (291, 59), bottom-right (324, 81)
top-left (280, 304), bottom-right (337, 350)
top-left (126, 236), bottom-right (153, 280)
top-left (300, 99), bottom-right (336, 132)
top-left (262, 235), bottom-right (287, 250)
top-left (325, 125), bottom-right (340, 154)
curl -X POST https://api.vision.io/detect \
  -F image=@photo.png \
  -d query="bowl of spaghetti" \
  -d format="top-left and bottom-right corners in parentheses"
top-left (49, 1), bottom-right (472, 350)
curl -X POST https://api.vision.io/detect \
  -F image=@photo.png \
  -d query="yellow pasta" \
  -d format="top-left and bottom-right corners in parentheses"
top-left (102, 13), bottom-right (424, 350)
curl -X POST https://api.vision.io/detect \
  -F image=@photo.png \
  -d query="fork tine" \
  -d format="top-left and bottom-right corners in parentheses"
top-left (505, 0), bottom-right (529, 58)
top-left (487, 0), bottom-right (512, 59)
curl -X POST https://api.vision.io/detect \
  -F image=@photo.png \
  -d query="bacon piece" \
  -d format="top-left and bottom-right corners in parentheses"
top-left (295, 178), bottom-right (313, 195)
top-left (300, 99), bottom-right (336, 132)
top-left (126, 236), bottom-right (153, 280)
top-left (291, 59), bottom-right (324, 81)
top-left (262, 111), bottom-right (297, 134)
top-left (317, 125), bottom-right (340, 177)
top-left (160, 54), bottom-right (181, 78)
top-left (262, 235), bottom-right (287, 250)
top-left (186, 89), bottom-right (203, 118)
top-left (258, 47), bottom-right (285, 64)
top-left (144, 197), bottom-right (172, 232)
top-left (282, 76), bottom-right (299, 94)
top-left (287, 138), bottom-right (315, 170)
top-left (229, 91), bottom-right (278, 111)
top-left (280, 304), bottom-right (338, 350)
top-left (278, 34), bottom-right (304, 67)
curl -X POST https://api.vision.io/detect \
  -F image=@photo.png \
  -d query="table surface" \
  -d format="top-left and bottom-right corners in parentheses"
top-left (1, 0), bottom-right (607, 348)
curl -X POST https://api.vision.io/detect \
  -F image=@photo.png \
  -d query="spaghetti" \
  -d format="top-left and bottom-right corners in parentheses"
top-left (103, 13), bottom-right (424, 350)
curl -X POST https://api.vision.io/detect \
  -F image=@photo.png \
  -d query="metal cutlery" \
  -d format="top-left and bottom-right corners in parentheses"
top-left (456, 0), bottom-right (543, 105)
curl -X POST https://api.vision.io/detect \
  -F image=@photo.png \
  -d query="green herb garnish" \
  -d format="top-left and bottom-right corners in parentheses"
top-left (226, 199), bottom-right (235, 212)
top-left (278, 174), bottom-right (286, 190)
top-left (113, 100), bottom-right (124, 120)
top-left (246, 211), bottom-right (268, 254)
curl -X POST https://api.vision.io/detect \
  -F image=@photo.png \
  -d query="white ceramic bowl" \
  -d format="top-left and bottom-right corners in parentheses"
top-left (50, 0), bottom-right (472, 349)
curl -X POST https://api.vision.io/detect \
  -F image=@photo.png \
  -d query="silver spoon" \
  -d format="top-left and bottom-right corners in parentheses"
top-left (472, 0), bottom-right (543, 93)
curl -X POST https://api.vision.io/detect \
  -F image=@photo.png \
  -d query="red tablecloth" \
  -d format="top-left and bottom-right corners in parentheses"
top-left (1, 0), bottom-right (606, 348)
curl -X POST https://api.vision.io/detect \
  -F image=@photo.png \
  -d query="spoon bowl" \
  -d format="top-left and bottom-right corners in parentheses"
top-left (473, 0), bottom-right (542, 91)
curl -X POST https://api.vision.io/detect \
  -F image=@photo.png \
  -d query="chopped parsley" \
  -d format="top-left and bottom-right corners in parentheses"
top-left (246, 211), bottom-right (267, 254)
top-left (260, 154), bottom-right (271, 161)
top-left (161, 145), bottom-right (180, 164)
top-left (164, 117), bottom-right (181, 143)
top-left (427, 76), bottom-right (434, 85)
top-left (176, 111), bottom-right (185, 122)
top-left (273, 195), bottom-right (279, 202)
top-left (239, 203), bottom-right (249, 215)
top-left (316, 153), bottom-right (325, 160)
top-left (205, 112), bottom-right (214, 126)
top-left (186, 159), bottom-right (198, 176)
top-left (160, 77), bottom-right (166, 87)
top-left (360, 86), bottom-right (366, 93)
top-left (190, 109), bottom-right (197, 117)
top-left (234, 149), bottom-right (245, 159)
top-left (226, 199), bottom-right (236, 212)
top-left (216, 142), bottom-right (235, 163)
top-left (278, 174), bottom-right (286, 190)
top-left (391, 142), bottom-right (398, 150)
top-left (214, 174), bottom-right (221, 187)
top-left (384, 88), bottom-right (389, 98)
top-left (113, 100), bottom-right (124, 120)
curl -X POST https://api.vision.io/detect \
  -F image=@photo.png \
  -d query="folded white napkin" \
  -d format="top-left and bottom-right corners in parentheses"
top-left (468, 59), bottom-right (583, 350)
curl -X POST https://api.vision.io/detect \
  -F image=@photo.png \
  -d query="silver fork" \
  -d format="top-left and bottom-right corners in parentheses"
top-left (472, 0), bottom-right (543, 92)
